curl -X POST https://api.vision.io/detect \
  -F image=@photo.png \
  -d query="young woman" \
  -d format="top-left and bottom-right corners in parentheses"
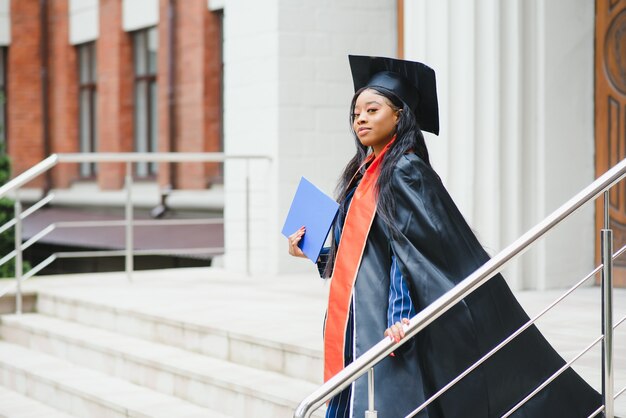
top-left (288, 55), bottom-right (600, 417)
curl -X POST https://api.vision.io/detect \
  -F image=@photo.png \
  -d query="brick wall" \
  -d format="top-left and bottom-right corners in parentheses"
top-left (157, 0), bottom-right (222, 189)
top-left (7, 0), bottom-right (222, 191)
top-left (49, 0), bottom-right (79, 188)
top-left (8, 0), bottom-right (45, 185)
top-left (97, 0), bottom-right (133, 189)
top-left (204, 9), bottom-right (222, 185)
top-left (156, 0), bottom-right (171, 187)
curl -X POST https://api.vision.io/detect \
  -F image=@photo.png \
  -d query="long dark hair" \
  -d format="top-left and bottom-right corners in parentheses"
top-left (322, 86), bottom-right (431, 277)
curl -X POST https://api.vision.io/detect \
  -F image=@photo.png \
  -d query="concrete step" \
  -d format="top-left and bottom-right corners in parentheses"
top-left (0, 313), bottom-right (324, 418)
top-left (0, 341), bottom-right (232, 418)
top-left (0, 385), bottom-right (77, 418)
top-left (35, 287), bottom-right (322, 384)
top-left (0, 291), bottom-right (37, 315)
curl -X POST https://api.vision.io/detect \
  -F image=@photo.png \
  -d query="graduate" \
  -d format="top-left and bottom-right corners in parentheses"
top-left (288, 55), bottom-right (600, 417)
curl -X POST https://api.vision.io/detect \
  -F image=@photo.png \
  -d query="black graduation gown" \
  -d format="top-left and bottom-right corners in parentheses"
top-left (346, 153), bottom-right (600, 417)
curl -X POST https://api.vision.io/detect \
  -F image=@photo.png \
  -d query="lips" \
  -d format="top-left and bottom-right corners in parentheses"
top-left (358, 127), bottom-right (371, 135)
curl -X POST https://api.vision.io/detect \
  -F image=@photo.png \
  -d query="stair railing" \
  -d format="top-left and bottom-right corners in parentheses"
top-left (0, 152), bottom-right (272, 313)
top-left (294, 157), bottom-right (626, 418)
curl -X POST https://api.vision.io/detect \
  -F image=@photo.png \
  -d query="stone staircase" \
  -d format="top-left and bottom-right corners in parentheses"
top-left (0, 268), bottom-right (624, 417)
top-left (0, 268), bottom-right (329, 418)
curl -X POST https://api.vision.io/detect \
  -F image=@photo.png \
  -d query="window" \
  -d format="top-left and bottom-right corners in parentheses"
top-left (133, 27), bottom-right (158, 177)
top-left (77, 42), bottom-right (97, 177)
top-left (0, 47), bottom-right (7, 151)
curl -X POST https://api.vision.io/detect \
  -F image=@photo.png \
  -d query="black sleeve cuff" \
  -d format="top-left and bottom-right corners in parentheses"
top-left (316, 247), bottom-right (331, 278)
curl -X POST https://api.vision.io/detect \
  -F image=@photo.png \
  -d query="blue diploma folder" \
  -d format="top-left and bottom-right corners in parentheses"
top-left (282, 177), bottom-right (339, 263)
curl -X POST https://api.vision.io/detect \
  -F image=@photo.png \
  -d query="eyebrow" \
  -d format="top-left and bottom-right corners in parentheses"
top-left (355, 100), bottom-right (382, 108)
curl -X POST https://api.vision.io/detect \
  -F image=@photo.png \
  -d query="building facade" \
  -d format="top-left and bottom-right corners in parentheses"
top-left (2, 0), bottom-right (223, 191)
top-left (222, 0), bottom-right (610, 291)
top-left (1, 0), bottom-right (622, 290)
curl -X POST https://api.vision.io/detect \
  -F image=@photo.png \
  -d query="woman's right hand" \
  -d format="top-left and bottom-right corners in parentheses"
top-left (288, 226), bottom-right (307, 258)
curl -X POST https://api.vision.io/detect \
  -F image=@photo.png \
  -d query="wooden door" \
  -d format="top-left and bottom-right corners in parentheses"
top-left (596, 0), bottom-right (626, 286)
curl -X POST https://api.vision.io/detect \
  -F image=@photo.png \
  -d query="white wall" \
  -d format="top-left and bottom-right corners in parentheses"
top-left (222, 0), bottom-right (280, 274)
top-left (123, 0), bottom-right (159, 32)
top-left (0, 0), bottom-right (10, 46)
top-left (403, 0), bottom-right (595, 290)
top-left (540, 0), bottom-right (595, 289)
top-left (222, 0), bottom-right (396, 274)
top-left (69, 0), bottom-right (99, 45)
top-left (275, 0), bottom-right (396, 274)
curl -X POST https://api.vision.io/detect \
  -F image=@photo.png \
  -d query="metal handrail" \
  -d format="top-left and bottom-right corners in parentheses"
top-left (0, 194), bottom-right (55, 236)
top-left (0, 246), bottom-right (224, 300)
top-left (0, 152), bottom-right (271, 200)
top-left (0, 155), bottom-right (59, 200)
top-left (0, 152), bottom-right (271, 307)
top-left (2, 217), bottom-right (223, 266)
top-left (294, 157), bottom-right (626, 418)
top-left (503, 334), bottom-right (603, 417)
top-left (405, 240), bottom-right (626, 417)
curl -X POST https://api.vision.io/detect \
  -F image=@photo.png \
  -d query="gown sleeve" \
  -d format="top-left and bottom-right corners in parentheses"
top-left (386, 254), bottom-right (416, 328)
top-left (385, 154), bottom-right (601, 417)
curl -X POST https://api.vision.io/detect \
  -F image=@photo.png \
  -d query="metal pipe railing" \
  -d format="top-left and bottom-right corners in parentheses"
top-left (125, 162), bottom-right (133, 282)
top-left (55, 152), bottom-right (268, 163)
top-left (503, 334), bottom-right (604, 418)
top-left (366, 368), bottom-right (377, 418)
top-left (404, 255), bottom-right (605, 417)
top-left (601, 192), bottom-right (615, 418)
top-left (0, 154), bottom-right (58, 200)
top-left (0, 152), bottom-right (271, 313)
top-left (294, 158), bottom-right (626, 418)
top-left (14, 194), bottom-right (22, 314)
top-left (523, 309), bottom-right (626, 418)
top-left (0, 193), bottom-right (54, 236)
top-left (38, 218), bottom-right (223, 228)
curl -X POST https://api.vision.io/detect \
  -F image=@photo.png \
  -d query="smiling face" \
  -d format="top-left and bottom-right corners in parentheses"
top-left (352, 89), bottom-right (400, 156)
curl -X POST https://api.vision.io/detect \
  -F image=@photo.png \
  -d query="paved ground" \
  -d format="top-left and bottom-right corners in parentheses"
top-left (6, 267), bottom-right (626, 416)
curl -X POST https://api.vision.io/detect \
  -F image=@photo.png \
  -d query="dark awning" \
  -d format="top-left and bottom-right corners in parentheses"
top-left (21, 207), bottom-right (224, 258)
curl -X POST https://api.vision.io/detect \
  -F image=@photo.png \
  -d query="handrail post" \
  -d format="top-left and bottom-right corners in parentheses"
top-left (125, 162), bottom-right (134, 282)
top-left (601, 190), bottom-right (614, 418)
top-left (365, 367), bottom-right (377, 418)
top-left (245, 159), bottom-right (250, 276)
top-left (14, 192), bottom-right (22, 315)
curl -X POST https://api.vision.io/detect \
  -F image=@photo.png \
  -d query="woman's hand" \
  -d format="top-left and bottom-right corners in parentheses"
top-left (288, 226), bottom-right (307, 258)
top-left (384, 318), bottom-right (410, 343)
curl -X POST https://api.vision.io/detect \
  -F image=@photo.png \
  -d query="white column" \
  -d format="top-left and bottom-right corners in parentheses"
top-left (540, 0), bottom-right (595, 289)
top-left (473, 0), bottom-right (500, 255)
top-left (275, 0), bottom-right (396, 274)
top-left (520, 0), bottom-right (546, 290)
top-left (499, 0), bottom-right (524, 288)
top-left (403, 0), bottom-right (595, 290)
top-left (223, 0), bottom-right (396, 274)
top-left (404, 0), bottom-right (450, 182)
top-left (222, 0), bottom-right (279, 274)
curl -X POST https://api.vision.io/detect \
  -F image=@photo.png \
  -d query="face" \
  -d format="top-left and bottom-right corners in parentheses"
top-left (352, 89), bottom-right (400, 155)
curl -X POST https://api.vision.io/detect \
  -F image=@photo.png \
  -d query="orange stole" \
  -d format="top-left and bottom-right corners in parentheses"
top-left (323, 139), bottom-right (395, 382)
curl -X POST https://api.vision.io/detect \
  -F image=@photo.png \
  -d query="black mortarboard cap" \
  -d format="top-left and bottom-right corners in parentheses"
top-left (349, 55), bottom-right (439, 135)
